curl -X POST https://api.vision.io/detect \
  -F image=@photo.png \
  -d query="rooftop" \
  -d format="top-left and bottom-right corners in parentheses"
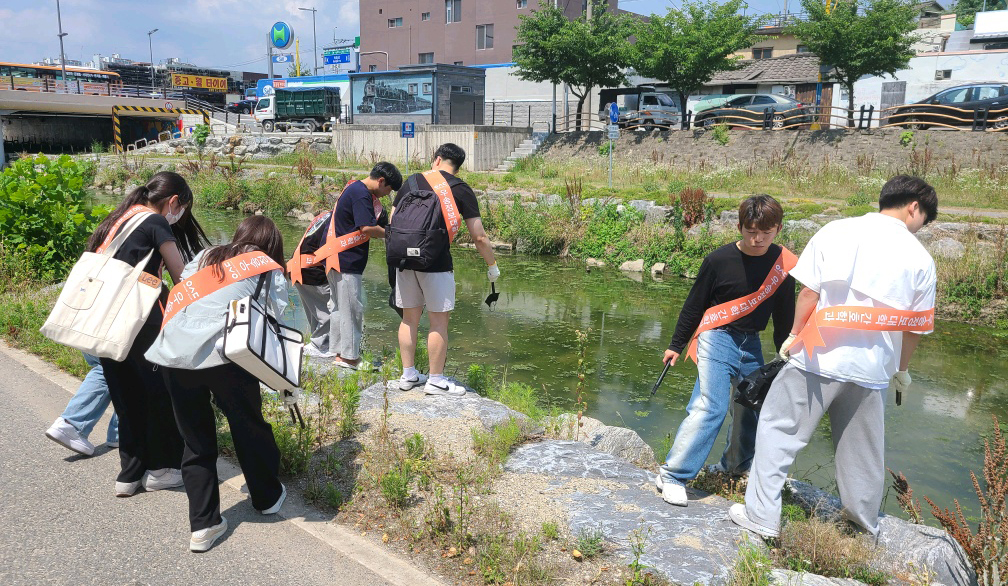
top-left (706, 53), bottom-right (823, 85)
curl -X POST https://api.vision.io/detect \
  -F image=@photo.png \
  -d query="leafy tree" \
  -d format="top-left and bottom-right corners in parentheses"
top-left (513, 0), bottom-right (634, 130)
top-left (287, 61), bottom-right (311, 77)
top-left (630, 0), bottom-right (767, 116)
top-left (789, 0), bottom-right (918, 127)
top-left (953, 0), bottom-right (1006, 27)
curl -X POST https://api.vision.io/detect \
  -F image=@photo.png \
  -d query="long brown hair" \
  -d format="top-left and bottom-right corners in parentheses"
top-left (200, 215), bottom-right (285, 281)
top-left (87, 171), bottom-right (210, 261)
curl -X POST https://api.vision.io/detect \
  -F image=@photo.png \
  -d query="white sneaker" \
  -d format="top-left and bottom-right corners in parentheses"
top-left (143, 468), bottom-right (184, 491)
top-left (397, 373), bottom-right (428, 391)
top-left (424, 378), bottom-right (466, 397)
top-left (728, 503), bottom-right (779, 538)
top-left (190, 517), bottom-right (228, 552)
top-left (654, 474), bottom-right (664, 492)
top-left (45, 418), bottom-right (94, 457)
top-left (115, 480), bottom-right (142, 497)
top-left (661, 478), bottom-right (688, 506)
top-left (259, 484), bottom-right (286, 515)
top-left (303, 345), bottom-right (334, 359)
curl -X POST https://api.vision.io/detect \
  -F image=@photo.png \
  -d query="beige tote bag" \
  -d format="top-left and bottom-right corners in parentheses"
top-left (40, 211), bottom-right (164, 361)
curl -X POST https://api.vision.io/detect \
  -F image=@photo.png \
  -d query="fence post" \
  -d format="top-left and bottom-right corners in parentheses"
top-left (106, 81), bottom-right (110, 96)
top-left (973, 107), bottom-right (989, 131)
top-left (77, 80), bottom-right (81, 94)
top-left (762, 107), bottom-right (773, 130)
top-left (682, 110), bottom-right (692, 130)
top-left (510, 104), bottom-right (514, 126)
top-left (528, 104), bottom-right (531, 127)
top-left (472, 101), bottom-right (476, 124)
top-left (492, 102), bottom-right (496, 125)
top-left (867, 105), bottom-right (874, 129)
top-left (10, 75), bottom-right (14, 90)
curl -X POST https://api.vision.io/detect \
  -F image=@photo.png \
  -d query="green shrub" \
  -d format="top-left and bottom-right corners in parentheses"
top-left (542, 521), bottom-right (560, 540)
top-left (574, 527), bottom-right (604, 558)
top-left (846, 192), bottom-right (873, 207)
top-left (712, 123), bottom-right (730, 146)
top-left (193, 124), bottom-right (211, 151)
top-left (471, 418), bottom-right (524, 467)
top-left (0, 154), bottom-right (109, 279)
top-left (379, 463), bottom-right (413, 508)
top-left (598, 141), bottom-right (613, 157)
top-left (405, 433), bottom-right (426, 460)
top-left (729, 537), bottom-right (772, 586)
top-left (272, 422), bottom-right (315, 475)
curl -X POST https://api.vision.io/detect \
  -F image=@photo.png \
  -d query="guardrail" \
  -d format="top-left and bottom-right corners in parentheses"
top-left (879, 103), bottom-right (1008, 131)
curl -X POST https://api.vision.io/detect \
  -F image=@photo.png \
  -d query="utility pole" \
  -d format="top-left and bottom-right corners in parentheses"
top-left (299, 7), bottom-right (318, 74)
top-left (56, 0), bottom-right (68, 92)
top-left (148, 28), bottom-right (159, 90)
top-left (552, 0), bottom-right (557, 133)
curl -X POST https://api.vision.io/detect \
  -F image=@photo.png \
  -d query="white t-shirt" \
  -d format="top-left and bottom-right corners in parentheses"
top-left (789, 213), bottom-right (936, 388)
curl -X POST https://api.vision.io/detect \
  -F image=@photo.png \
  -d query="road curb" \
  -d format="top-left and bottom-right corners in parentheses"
top-left (0, 340), bottom-right (446, 586)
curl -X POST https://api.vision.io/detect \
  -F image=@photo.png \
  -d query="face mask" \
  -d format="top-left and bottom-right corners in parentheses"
top-left (165, 202), bottom-right (185, 225)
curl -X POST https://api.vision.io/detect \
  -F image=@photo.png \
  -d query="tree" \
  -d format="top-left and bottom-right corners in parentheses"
top-left (513, 0), bottom-right (634, 130)
top-left (953, 0), bottom-right (1007, 27)
top-left (789, 0), bottom-right (918, 127)
top-left (287, 61), bottom-right (311, 77)
top-left (630, 0), bottom-right (766, 116)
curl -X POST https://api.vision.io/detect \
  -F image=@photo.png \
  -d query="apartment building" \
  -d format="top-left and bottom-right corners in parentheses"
top-left (358, 0), bottom-right (618, 71)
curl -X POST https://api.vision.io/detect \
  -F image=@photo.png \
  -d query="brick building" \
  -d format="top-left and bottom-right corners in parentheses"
top-left (358, 0), bottom-right (619, 71)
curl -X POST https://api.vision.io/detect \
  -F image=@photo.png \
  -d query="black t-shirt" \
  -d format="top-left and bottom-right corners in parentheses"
top-left (108, 214), bottom-right (177, 278)
top-left (667, 242), bottom-right (795, 354)
top-left (392, 170), bottom-right (480, 273)
top-left (330, 180), bottom-right (377, 275)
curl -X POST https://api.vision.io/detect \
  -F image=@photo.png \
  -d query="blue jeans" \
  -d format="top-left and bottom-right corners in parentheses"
top-left (60, 353), bottom-right (119, 443)
top-left (660, 328), bottom-right (764, 484)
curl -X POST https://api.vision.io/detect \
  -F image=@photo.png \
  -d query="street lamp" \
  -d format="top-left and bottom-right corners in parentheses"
top-left (147, 28), bottom-right (158, 90)
top-left (359, 51), bottom-right (389, 72)
top-left (298, 7), bottom-right (318, 74)
top-left (56, 0), bottom-right (68, 91)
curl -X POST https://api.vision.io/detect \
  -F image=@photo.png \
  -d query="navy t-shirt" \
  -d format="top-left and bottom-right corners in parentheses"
top-left (106, 214), bottom-right (176, 277)
top-left (329, 180), bottom-right (377, 275)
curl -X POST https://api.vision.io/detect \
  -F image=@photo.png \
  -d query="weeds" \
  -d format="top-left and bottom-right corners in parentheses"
top-left (729, 537), bottom-right (772, 586)
top-left (574, 526), bottom-right (604, 559)
top-left (626, 526), bottom-right (654, 586)
top-left (712, 123), bottom-right (730, 146)
top-left (573, 329), bottom-right (590, 440)
top-left (541, 521), bottom-right (560, 540)
top-left (379, 463), bottom-right (414, 508)
top-left (925, 416), bottom-right (1008, 586)
top-left (888, 468), bottom-right (923, 523)
top-left (471, 418), bottom-right (525, 468)
top-left (774, 515), bottom-right (888, 585)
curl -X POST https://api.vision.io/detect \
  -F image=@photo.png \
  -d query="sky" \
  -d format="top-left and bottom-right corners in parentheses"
top-left (1, 0), bottom-right (802, 75)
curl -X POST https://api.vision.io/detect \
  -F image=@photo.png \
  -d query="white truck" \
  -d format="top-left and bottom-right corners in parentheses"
top-left (598, 87), bottom-right (681, 129)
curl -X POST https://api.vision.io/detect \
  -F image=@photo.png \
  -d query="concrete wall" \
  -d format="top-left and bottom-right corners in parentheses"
top-left (331, 124), bottom-right (530, 171)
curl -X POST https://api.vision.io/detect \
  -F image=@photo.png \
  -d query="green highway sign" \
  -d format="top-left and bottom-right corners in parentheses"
top-left (322, 47), bottom-right (353, 56)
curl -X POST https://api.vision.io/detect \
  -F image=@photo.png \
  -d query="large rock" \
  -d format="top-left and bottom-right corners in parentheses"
top-left (930, 237), bottom-right (966, 260)
top-left (549, 414), bottom-right (656, 469)
top-left (785, 219), bottom-right (821, 234)
top-left (586, 258), bottom-right (606, 268)
top-left (620, 259), bottom-right (645, 272)
top-left (688, 222), bottom-right (732, 238)
top-left (786, 480), bottom-right (975, 586)
top-left (651, 262), bottom-right (667, 278)
top-left (645, 205), bottom-right (673, 224)
top-left (770, 570), bottom-right (864, 585)
top-left (627, 199), bottom-right (654, 213)
top-left (535, 193), bottom-right (562, 207)
top-left (720, 210), bottom-right (739, 226)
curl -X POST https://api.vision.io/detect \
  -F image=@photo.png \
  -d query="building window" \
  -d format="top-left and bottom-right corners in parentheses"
top-left (451, 85), bottom-right (472, 93)
top-left (753, 47), bottom-right (772, 59)
top-left (369, 65), bottom-right (377, 72)
top-left (453, 60), bottom-right (463, 65)
top-left (476, 24), bottom-right (494, 50)
top-left (408, 83), bottom-right (418, 95)
top-left (388, 17), bottom-right (403, 28)
top-left (418, 52), bottom-right (434, 64)
top-left (796, 45), bottom-right (810, 53)
top-left (446, 0), bottom-right (461, 23)
top-left (517, 0), bottom-right (527, 7)
top-left (422, 11), bottom-right (430, 21)
top-left (422, 82), bottom-right (433, 94)
top-left (935, 69), bottom-right (951, 80)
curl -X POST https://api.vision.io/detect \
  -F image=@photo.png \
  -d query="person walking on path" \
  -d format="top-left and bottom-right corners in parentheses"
top-left (45, 353), bottom-right (119, 457)
top-left (656, 195), bottom-right (796, 507)
top-left (288, 163), bottom-right (401, 367)
top-left (146, 216), bottom-right (290, 553)
top-left (85, 171), bottom-right (209, 498)
top-left (730, 175), bottom-right (938, 539)
top-left (388, 143), bottom-right (499, 396)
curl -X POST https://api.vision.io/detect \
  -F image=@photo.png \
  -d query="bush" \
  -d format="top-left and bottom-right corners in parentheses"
top-left (677, 187), bottom-right (708, 229)
top-left (379, 463), bottom-right (413, 508)
top-left (846, 192), bottom-right (873, 207)
top-left (471, 418), bottom-right (524, 467)
top-left (574, 527), bottom-right (604, 558)
top-left (712, 123), bottom-right (730, 146)
top-left (0, 154), bottom-right (109, 279)
top-left (598, 141), bottom-right (613, 157)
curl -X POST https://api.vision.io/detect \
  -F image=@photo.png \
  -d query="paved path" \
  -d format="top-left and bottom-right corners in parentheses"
top-left (0, 343), bottom-right (443, 586)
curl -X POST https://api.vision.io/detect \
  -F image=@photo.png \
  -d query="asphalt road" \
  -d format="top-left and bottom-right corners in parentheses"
top-left (0, 344), bottom-right (439, 586)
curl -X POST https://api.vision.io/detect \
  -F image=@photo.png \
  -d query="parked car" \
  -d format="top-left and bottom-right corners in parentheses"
top-left (226, 99), bottom-right (256, 114)
top-left (887, 84), bottom-right (1008, 129)
top-left (693, 94), bottom-right (812, 128)
top-left (692, 94), bottom-right (734, 114)
top-left (598, 87), bottom-right (680, 129)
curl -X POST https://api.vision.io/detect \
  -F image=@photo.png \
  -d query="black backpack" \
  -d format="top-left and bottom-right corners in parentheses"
top-left (297, 211), bottom-right (332, 286)
top-left (386, 174), bottom-right (452, 271)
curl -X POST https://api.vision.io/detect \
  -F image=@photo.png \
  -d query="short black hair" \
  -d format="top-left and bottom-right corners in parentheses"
top-left (739, 194), bottom-right (784, 230)
top-left (370, 162), bottom-right (403, 191)
top-left (433, 143), bottom-right (466, 172)
top-left (878, 175), bottom-right (938, 225)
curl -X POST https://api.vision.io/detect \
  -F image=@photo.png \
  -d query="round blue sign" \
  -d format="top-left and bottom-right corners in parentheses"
top-left (270, 21), bottom-right (294, 51)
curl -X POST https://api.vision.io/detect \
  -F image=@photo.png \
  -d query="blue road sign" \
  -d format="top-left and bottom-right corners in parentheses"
top-left (272, 54), bottom-right (292, 63)
top-left (609, 102), bottom-right (619, 124)
top-left (323, 54), bottom-right (351, 65)
top-left (401, 122), bottom-right (415, 138)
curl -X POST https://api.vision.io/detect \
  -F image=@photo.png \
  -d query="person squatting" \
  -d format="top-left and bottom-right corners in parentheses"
top-left (42, 152), bottom-right (935, 552)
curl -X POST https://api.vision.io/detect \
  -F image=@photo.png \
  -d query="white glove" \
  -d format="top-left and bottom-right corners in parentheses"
top-left (892, 371), bottom-right (911, 394)
top-left (282, 388), bottom-right (301, 408)
top-left (487, 263), bottom-right (500, 283)
top-left (778, 333), bottom-right (797, 361)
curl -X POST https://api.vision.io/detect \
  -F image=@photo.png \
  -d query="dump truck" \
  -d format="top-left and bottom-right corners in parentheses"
top-left (252, 86), bottom-right (341, 132)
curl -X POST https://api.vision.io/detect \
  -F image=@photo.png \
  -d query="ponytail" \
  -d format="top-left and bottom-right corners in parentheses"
top-left (200, 216), bottom-right (284, 281)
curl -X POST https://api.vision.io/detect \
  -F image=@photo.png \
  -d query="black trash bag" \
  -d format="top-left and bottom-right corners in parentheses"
top-left (734, 358), bottom-right (787, 412)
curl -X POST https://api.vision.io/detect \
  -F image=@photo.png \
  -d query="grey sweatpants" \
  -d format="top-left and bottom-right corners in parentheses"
top-left (325, 271), bottom-right (365, 361)
top-left (744, 362), bottom-right (886, 536)
top-left (294, 283), bottom-right (332, 354)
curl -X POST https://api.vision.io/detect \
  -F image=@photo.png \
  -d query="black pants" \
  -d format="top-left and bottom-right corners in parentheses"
top-left (165, 363), bottom-right (282, 532)
top-left (101, 309), bottom-right (183, 484)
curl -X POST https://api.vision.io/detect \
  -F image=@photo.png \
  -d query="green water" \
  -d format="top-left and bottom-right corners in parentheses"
top-left (142, 200), bottom-right (1008, 522)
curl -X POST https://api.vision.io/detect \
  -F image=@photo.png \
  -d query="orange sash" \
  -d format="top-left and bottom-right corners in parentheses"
top-left (96, 205), bottom-right (152, 253)
top-left (286, 181), bottom-right (383, 281)
top-left (423, 169), bottom-right (460, 241)
top-left (790, 306), bottom-right (935, 355)
top-left (685, 247), bottom-right (798, 363)
top-left (162, 251), bottom-right (282, 327)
